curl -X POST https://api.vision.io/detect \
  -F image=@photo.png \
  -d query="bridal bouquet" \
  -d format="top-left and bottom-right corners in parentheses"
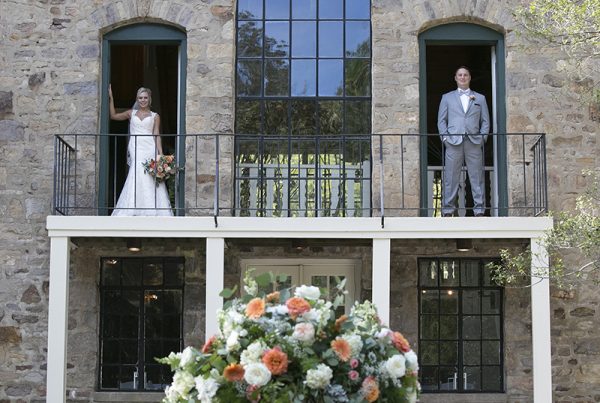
top-left (143, 154), bottom-right (178, 185)
top-left (158, 272), bottom-right (420, 402)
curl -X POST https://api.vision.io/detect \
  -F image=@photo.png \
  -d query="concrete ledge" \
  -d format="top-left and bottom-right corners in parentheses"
top-left (92, 392), bottom-right (163, 402)
top-left (418, 393), bottom-right (509, 403)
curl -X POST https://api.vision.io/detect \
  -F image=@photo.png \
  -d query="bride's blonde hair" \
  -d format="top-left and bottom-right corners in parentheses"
top-left (136, 87), bottom-right (152, 107)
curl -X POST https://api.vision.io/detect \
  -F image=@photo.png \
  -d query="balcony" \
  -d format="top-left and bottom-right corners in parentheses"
top-left (52, 133), bottom-right (547, 218)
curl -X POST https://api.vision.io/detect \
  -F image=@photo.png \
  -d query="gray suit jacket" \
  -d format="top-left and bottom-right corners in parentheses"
top-left (437, 89), bottom-right (490, 145)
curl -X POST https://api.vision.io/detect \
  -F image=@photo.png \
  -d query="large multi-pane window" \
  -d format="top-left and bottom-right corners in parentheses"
top-left (235, 0), bottom-right (372, 217)
top-left (418, 258), bottom-right (504, 392)
top-left (99, 257), bottom-right (184, 391)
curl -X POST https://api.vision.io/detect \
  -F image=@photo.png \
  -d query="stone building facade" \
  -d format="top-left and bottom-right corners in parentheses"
top-left (0, 0), bottom-right (598, 402)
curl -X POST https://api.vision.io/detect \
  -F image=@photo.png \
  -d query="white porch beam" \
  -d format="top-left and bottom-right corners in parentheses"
top-left (46, 236), bottom-right (70, 403)
top-left (530, 237), bottom-right (552, 403)
top-left (372, 238), bottom-right (391, 325)
top-left (205, 237), bottom-right (225, 339)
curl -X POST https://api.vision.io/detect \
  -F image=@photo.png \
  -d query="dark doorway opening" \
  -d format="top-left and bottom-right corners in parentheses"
top-left (108, 44), bottom-right (179, 207)
top-left (425, 45), bottom-right (495, 216)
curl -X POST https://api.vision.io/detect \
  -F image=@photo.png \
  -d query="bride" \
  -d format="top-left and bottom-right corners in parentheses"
top-left (109, 85), bottom-right (173, 216)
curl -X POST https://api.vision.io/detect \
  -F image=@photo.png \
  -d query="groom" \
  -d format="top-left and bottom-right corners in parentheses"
top-left (437, 66), bottom-right (490, 217)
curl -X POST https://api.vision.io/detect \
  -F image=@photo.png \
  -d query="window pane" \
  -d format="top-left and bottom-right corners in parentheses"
top-left (122, 260), bottom-right (142, 286)
top-left (440, 315), bottom-right (458, 339)
top-left (318, 59), bottom-right (343, 96)
top-left (291, 100), bottom-right (316, 134)
top-left (292, 22), bottom-right (316, 57)
top-left (265, 100), bottom-right (289, 134)
top-left (482, 316), bottom-right (501, 339)
top-left (119, 366), bottom-right (137, 390)
top-left (237, 21), bottom-right (263, 57)
top-left (319, 21), bottom-right (343, 57)
top-left (144, 365), bottom-right (168, 391)
top-left (462, 290), bottom-right (480, 314)
top-left (237, 60), bottom-right (263, 96)
top-left (143, 260), bottom-right (163, 286)
top-left (121, 315), bottom-right (138, 338)
top-left (345, 101), bottom-right (370, 133)
top-left (482, 290), bottom-right (501, 314)
top-left (420, 290), bottom-right (438, 314)
top-left (103, 314), bottom-right (119, 338)
top-left (420, 315), bottom-right (438, 339)
top-left (440, 290), bottom-right (457, 314)
top-left (346, 0), bottom-right (370, 19)
top-left (236, 101), bottom-right (261, 134)
top-left (439, 367), bottom-right (458, 391)
top-left (265, 22), bottom-right (289, 57)
top-left (266, 0), bottom-right (289, 19)
top-left (463, 341), bottom-right (481, 365)
top-left (292, 0), bottom-right (316, 19)
top-left (164, 260), bottom-right (184, 286)
top-left (102, 340), bottom-right (120, 364)
top-left (464, 366), bottom-right (481, 391)
top-left (238, 0), bottom-right (263, 19)
top-left (319, 101), bottom-right (342, 134)
top-left (420, 341), bottom-right (438, 365)
top-left (101, 366), bottom-right (119, 389)
top-left (319, 0), bottom-right (343, 19)
top-left (120, 341), bottom-right (138, 364)
top-left (145, 314), bottom-right (161, 339)
top-left (439, 341), bottom-right (458, 365)
top-left (419, 260), bottom-right (438, 287)
top-left (461, 260), bottom-right (480, 286)
top-left (439, 259), bottom-right (459, 286)
top-left (345, 59), bottom-right (370, 96)
top-left (482, 366), bottom-right (502, 391)
top-left (420, 366), bottom-right (438, 391)
top-left (345, 21), bottom-right (370, 57)
top-left (482, 340), bottom-right (501, 365)
top-left (163, 290), bottom-right (183, 314)
top-left (265, 59), bottom-right (289, 96)
top-left (102, 258), bottom-right (120, 285)
top-left (291, 59), bottom-right (316, 96)
top-left (463, 315), bottom-right (481, 339)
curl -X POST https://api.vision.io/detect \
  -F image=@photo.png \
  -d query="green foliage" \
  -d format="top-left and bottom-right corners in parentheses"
top-left (490, 170), bottom-right (600, 288)
top-left (514, 0), bottom-right (600, 106)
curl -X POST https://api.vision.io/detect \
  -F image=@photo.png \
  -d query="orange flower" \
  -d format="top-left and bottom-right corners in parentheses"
top-left (334, 314), bottom-right (348, 332)
top-left (262, 346), bottom-right (288, 375)
top-left (246, 298), bottom-right (266, 319)
top-left (266, 291), bottom-right (280, 303)
top-left (361, 376), bottom-right (380, 402)
top-left (392, 331), bottom-right (411, 352)
top-left (285, 297), bottom-right (311, 319)
top-left (331, 338), bottom-right (352, 362)
top-left (201, 335), bottom-right (217, 353)
top-left (223, 363), bottom-right (245, 382)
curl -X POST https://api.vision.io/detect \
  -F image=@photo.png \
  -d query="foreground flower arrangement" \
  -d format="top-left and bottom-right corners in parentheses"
top-left (159, 273), bottom-right (420, 402)
top-left (142, 154), bottom-right (178, 185)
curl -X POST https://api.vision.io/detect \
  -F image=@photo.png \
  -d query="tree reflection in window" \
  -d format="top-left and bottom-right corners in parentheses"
top-left (235, 0), bottom-right (372, 217)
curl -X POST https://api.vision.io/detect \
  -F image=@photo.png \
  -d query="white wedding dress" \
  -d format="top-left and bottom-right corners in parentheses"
top-left (112, 110), bottom-right (173, 216)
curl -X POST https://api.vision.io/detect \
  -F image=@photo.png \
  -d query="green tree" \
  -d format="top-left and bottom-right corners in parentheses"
top-left (491, 170), bottom-right (600, 288)
top-left (514, 0), bottom-right (600, 109)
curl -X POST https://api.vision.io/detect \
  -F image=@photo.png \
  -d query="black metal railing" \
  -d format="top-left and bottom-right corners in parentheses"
top-left (52, 133), bottom-right (547, 218)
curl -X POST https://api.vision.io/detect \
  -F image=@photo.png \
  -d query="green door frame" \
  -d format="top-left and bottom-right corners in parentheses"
top-left (100, 23), bottom-right (187, 215)
top-left (418, 23), bottom-right (507, 216)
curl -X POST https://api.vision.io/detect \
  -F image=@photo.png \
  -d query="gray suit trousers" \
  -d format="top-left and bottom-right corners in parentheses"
top-left (442, 138), bottom-right (485, 215)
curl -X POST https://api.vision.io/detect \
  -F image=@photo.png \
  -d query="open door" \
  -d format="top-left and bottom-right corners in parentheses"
top-left (100, 23), bottom-right (187, 215)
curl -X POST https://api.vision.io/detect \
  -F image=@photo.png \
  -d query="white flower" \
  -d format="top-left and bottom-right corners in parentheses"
top-left (375, 328), bottom-right (392, 340)
top-left (163, 385), bottom-right (178, 403)
top-left (342, 334), bottom-right (363, 358)
top-left (179, 346), bottom-right (195, 368)
top-left (295, 285), bottom-right (321, 300)
top-left (292, 322), bottom-right (315, 343)
top-left (195, 375), bottom-right (219, 402)
top-left (305, 364), bottom-right (333, 389)
top-left (404, 350), bottom-right (419, 372)
top-left (303, 303), bottom-right (332, 326)
top-left (266, 304), bottom-right (289, 316)
top-left (170, 370), bottom-right (195, 398)
top-left (226, 330), bottom-right (241, 352)
top-left (244, 363), bottom-right (272, 386)
top-left (240, 341), bottom-right (266, 366)
top-left (383, 354), bottom-right (406, 379)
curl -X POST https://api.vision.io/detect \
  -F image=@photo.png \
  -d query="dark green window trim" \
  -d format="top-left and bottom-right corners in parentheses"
top-left (418, 23), bottom-right (507, 216)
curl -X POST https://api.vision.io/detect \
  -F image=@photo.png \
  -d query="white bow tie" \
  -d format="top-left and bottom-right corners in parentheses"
top-left (458, 89), bottom-right (470, 95)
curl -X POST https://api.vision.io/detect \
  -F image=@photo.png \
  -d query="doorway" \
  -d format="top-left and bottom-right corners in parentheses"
top-left (100, 23), bottom-right (187, 214)
top-left (418, 23), bottom-right (506, 217)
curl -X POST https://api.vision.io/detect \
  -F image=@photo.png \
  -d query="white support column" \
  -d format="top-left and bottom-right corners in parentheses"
top-left (530, 237), bottom-right (552, 402)
top-left (46, 236), bottom-right (70, 403)
top-left (205, 237), bottom-right (225, 339)
top-left (372, 238), bottom-right (391, 325)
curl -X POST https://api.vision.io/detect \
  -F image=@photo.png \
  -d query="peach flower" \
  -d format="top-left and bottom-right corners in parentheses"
top-left (266, 291), bottom-right (280, 303)
top-left (285, 297), bottom-right (311, 319)
top-left (223, 363), bottom-right (245, 382)
top-left (392, 331), bottom-right (411, 352)
top-left (201, 335), bottom-right (217, 353)
top-left (361, 376), bottom-right (380, 402)
top-left (331, 338), bottom-right (352, 362)
top-left (262, 346), bottom-right (288, 375)
top-left (246, 298), bottom-right (266, 319)
top-left (334, 314), bottom-right (348, 332)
